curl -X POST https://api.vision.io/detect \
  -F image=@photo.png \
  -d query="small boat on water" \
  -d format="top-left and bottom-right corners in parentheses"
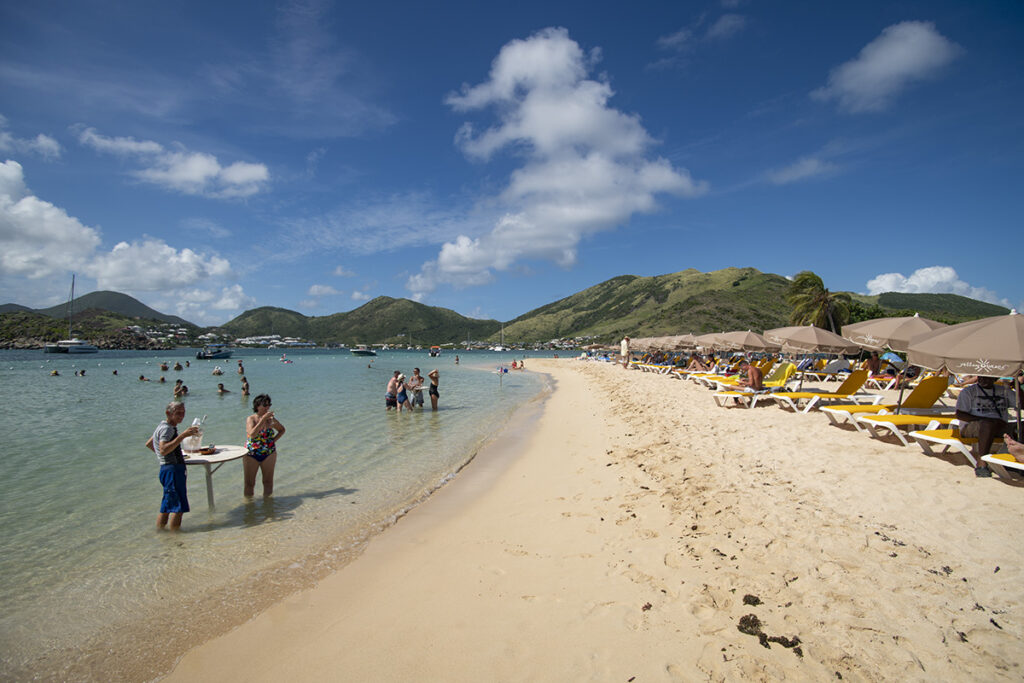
top-left (350, 345), bottom-right (377, 357)
top-left (429, 345), bottom-right (441, 357)
top-left (45, 338), bottom-right (99, 354)
top-left (44, 275), bottom-right (98, 354)
top-left (196, 344), bottom-right (233, 360)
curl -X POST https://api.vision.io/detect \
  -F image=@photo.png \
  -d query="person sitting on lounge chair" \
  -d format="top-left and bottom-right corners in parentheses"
top-left (736, 360), bottom-right (763, 391)
top-left (684, 355), bottom-right (710, 372)
top-left (1005, 434), bottom-right (1024, 460)
top-left (866, 351), bottom-right (881, 375)
top-left (956, 376), bottom-right (1022, 478)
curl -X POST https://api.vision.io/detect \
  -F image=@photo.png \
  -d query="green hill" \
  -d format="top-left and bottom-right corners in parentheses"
top-left (33, 290), bottom-right (192, 326)
top-left (503, 268), bottom-right (793, 343)
top-left (221, 297), bottom-right (501, 345)
top-left (848, 292), bottom-right (1008, 323)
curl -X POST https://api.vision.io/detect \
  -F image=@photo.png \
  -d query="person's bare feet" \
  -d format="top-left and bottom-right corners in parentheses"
top-left (1005, 434), bottom-right (1024, 459)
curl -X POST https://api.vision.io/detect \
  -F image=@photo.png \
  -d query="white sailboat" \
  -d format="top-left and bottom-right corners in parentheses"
top-left (490, 324), bottom-right (505, 352)
top-left (44, 275), bottom-right (98, 354)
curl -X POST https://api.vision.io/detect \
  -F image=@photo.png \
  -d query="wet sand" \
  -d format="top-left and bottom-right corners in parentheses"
top-left (165, 359), bottom-right (1023, 681)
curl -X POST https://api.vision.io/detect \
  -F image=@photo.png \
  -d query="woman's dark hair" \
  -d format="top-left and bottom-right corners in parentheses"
top-left (252, 394), bottom-right (272, 412)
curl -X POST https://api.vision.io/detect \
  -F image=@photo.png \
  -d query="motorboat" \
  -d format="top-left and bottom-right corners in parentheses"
top-left (196, 344), bottom-right (233, 360)
top-left (45, 338), bottom-right (99, 354)
top-left (350, 345), bottom-right (377, 356)
top-left (44, 275), bottom-right (98, 354)
top-left (429, 345), bottom-right (441, 357)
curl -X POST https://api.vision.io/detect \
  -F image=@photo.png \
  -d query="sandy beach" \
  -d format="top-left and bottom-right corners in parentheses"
top-left (165, 359), bottom-right (1023, 681)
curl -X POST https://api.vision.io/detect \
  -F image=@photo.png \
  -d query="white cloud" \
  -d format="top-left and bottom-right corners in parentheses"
top-left (812, 21), bottom-right (963, 113)
top-left (654, 12), bottom-right (747, 60)
top-left (86, 238), bottom-right (232, 291)
top-left (210, 284), bottom-right (255, 311)
top-left (181, 217), bottom-right (232, 239)
top-left (0, 115), bottom-right (62, 160)
top-left (333, 265), bottom-right (355, 277)
top-left (656, 28), bottom-right (693, 51)
top-left (277, 191), bottom-right (476, 260)
top-left (706, 14), bottom-right (747, 41)
top-left (351, 290), bottom-right (371, 302)
top-left (0, 160), bottom-right (251, 323)
top-left (408, 28), bottom-right (707, 298)
top-left (0, 160), bottom-right (101, 279)
top-left (170, 284), bottom-right (256, 324)
top-left (307, 284), bottom-right (340, 296)
top-left (765, 156), bottom-right (838, 185)
top-left (866, 266), bottom-right (1010, 307)
top-left (78, 127), bottom-right (270, 198)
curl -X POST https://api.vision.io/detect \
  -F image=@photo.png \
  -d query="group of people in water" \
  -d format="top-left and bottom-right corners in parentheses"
top-left (386, 367), bottom-right (440, 412)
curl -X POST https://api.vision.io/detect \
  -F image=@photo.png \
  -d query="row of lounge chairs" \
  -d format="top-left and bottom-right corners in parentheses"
top-left (641, 356), bottom-right (1020, 480)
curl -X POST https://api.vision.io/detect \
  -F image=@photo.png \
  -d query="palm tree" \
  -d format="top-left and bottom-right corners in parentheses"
top-left (786, 271), bottom-right (851, 333)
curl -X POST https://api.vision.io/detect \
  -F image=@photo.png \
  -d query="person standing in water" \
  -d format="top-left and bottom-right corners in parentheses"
top-left (428, 369), bottom-right (440, 411)
top-left (145, 401), bottom-right (201, 530)
top-left (385, 371), bottom-right (400, 411)
top-left (241, 376), bottom-right (250, 396)
top-left (244, 394), bottom-right (285, 497)
top-left (409, 368), bottom-right (425, 409)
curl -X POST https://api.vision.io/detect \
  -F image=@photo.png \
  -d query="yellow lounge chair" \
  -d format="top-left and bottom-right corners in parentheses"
top-left (712, 363), bottom-right (799, 408)
top-left (907, 426), bottom-right (1006, 468)
top-left (981, 453), bottom-right (1024, 479)
top-left (771, 370), bottom-right (881, 414)
top-left (820, 376), bottom-right (950, 428)
top-left (710, 361), bottom-right (791, 391)
top-left (856, 415), bottom-right (956, 446)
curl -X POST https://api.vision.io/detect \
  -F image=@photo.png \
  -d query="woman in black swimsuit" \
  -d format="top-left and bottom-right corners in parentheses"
top-left (428, 369), bottom-right (440, 411)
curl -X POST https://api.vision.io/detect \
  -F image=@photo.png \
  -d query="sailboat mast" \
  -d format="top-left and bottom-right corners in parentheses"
top-left (67, 274), bottom-right (75, 338)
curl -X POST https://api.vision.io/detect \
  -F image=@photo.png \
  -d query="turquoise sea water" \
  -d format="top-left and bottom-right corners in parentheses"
top-left (0, 348), bottom-right (549, 678)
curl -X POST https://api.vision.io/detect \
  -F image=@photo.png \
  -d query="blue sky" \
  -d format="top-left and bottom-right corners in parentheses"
top-left (2, 0), bottom-right (1022, 326)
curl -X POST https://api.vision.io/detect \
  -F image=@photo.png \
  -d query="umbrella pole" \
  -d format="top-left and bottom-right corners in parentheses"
top-left (1016, 375), bottom-right (1021, 439)
top-left (894, 366), bottom-right (910, 415)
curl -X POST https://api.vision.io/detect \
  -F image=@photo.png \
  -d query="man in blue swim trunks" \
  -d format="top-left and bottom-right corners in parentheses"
top-left (145, 401), bottom-right (200, 530)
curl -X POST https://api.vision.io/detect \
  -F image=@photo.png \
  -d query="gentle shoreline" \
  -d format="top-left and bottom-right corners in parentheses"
top-left (1, 353), bottom-right (549, 682)
top-left (163, 358), bottom-right (1023, 681)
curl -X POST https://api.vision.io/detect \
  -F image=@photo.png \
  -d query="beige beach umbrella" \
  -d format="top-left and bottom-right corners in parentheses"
top-left (907, 310), bottom-right (1024, 377)
top-left (842, 313), bottom-right (947, 353)
top-left (716, 330), bottom-right (781, 353)
top-left (630, 337), bottom-right (656, 352)
top-left (763, 324), bottom-right (860, 355)
top-left (694, 332), bottom-right (726, 350)
top-left (667, 333), bottom-right (698, 351)
top-left (764, 324), bottom-right (858, 389)
top-left (842, 314), bottom-right (947, 413)
top-left (908, 310), bottom-right (1024, 433)
top-left (651, 335), bottom-right (678, 350)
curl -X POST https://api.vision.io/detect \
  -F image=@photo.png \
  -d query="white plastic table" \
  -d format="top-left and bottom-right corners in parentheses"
top-left (183, 445), bottom-right (247, 510)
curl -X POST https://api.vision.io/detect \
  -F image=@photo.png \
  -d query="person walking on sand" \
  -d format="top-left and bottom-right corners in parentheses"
top-left (145, 401), bottom-right (201, 530)
top-left (244, 394), bottom-right (285, 497)
top-left (620, 336), bottom-right (630, 369)
top-left (428, 369), bottom-right (440, 410)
